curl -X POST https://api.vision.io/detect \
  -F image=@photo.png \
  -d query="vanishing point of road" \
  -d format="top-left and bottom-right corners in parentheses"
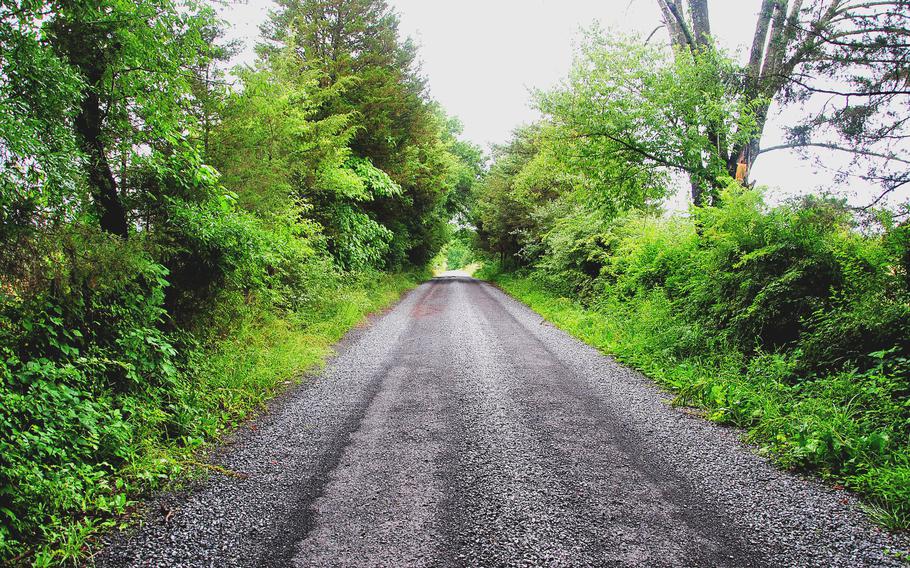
top-left (97, 275), bottom-right (908, 567)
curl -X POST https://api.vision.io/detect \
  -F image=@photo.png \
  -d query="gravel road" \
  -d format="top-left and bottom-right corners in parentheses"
top-left (96, 275), bottom-right (908, 567)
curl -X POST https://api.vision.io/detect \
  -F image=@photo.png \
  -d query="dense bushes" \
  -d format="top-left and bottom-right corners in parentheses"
top-left (1, 227), bottom-right (177, 559)
top-left (478, 185), bottom-right (910, 527)
top-left (1, 209), bottom-right (326, 552)
top-left (570, 189), bottom-right (910, 366)
top-left (0, 202), bottom-right (426, 564)
top-left (437, 228), bottom-right (476, 271)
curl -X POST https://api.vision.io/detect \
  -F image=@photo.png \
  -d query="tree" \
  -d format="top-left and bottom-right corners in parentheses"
top-left (261, 0), bottom-right (469, 267)
top-left (212, 45), bottom-right (408, 271)
top-left (656, 0), bottom-right (910, 206)
top-left (46, 0), bottom-right (219, 237)
top-left (188, 22), bottom-right (240, 161)
top-left (261, 0), bottom-right (428, 169)
top-left (440, 116), bottom-right (485, 220)
top-left (211, 49), bottom-right (355, 219)
top-left (473, 125), bottom-right (549, 264)
top-left (537, 31), bottom-right (757, 207)
top-left (0, 0), bottom-right (83, 253)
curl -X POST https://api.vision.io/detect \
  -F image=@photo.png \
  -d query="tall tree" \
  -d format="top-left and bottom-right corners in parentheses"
top-left (47, 0), bottom-right (218, 237)
top-left (537, 32), bottom-right (755, 209)
top-left (473, 125), bottom-right (551, 264)
top-left (657, 0), bottom-right (910, 206)
top-left (441, 116), bottom-right (485, 219)
top-left (261, 0), bottom-right (461, 267)
top-left (0, 0), bottom-right (82, 248)
top-left (261, 0), bottom-right (428, 169)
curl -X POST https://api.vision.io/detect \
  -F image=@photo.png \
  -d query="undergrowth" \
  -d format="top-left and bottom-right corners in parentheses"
top-left (0, 267), bottom-right (421, 567)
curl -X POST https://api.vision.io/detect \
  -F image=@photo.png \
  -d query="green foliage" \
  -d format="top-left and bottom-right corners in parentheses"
top-left (210, 56), bottom-right (355, 218)
top-left (473, 125), bottom-right (563, 264)
top-left (44, 0), bottom-right (222, 236)
top-left (0, 228), bottom-right (177, 561)
top-left (262, 1), bottom-right (483, 269)
top-left (0, 0), bottom-right (83, 245)
top-left (0, 242), bottom-right (418, 562)
top-left (0, 0), bottom-right (473, 564)
top-left (326, 204), bottom-right (394, 270)
top-left (536, 30), bottom-right (761, 207)
top-left (263, 0), bottom-right (427, 168)
top-left (435, 227), bottom-right (476, 271)
top-left (345, 156), bottom-right (403, 200)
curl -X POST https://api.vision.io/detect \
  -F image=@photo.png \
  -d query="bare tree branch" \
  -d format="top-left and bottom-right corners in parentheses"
top-left (759, 141), bottom-right (910, 165)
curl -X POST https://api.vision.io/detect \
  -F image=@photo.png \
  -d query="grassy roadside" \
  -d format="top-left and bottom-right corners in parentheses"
top-left (13, 271), bottom-right (423, 567)
top-left (479, 266), bottom-right (909, 532)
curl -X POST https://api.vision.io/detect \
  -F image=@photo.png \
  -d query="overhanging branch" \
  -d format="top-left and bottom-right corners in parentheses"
top-left (758, 142), bottom-right (910, 165)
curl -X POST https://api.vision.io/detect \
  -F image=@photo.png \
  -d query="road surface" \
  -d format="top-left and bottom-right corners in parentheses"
top-left (97, 275), bottom-right (907, 567)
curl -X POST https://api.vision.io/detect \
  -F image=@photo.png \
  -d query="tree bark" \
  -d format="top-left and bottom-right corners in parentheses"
top-left (656, 0), bottom-right (720, 203)
top-left (657, 0), bottom-right (691, 50)
top-left (741, 0), bottom-right (807, 180)
top-left (690, 177), bottom-right (705, 207)
top-left (688, 0), bottom-right (712, 47)
top-left (656, 0), bottom-right (810, 188)
top-left (74, 80), bottom-right (129, 238)
top-left (760, 0), bottom-right (790, 81)
top-left (52, 16), bottom-right (129, 238)
top-left (747, 0), bottom-right (776, 82)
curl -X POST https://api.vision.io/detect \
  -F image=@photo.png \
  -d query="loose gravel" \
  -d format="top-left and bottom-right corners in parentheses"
top-left (94, 276), bottom-right (909, 567)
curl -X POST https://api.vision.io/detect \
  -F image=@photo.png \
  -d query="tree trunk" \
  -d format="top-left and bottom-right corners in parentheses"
top-left (75, 85), bottom-right (129, 238)
top-left (735, 0), bottom-right (806, 185)
top-left (688, 0), bottom-right (711, 47)
top-left (690, 177), bottom-right (705, 207)
top-left (656, 0), bottom-right (690, 50)
top-left (747, 0), bottom-right (776, 81)
top-left (657, 0), bottom-right (716, 205)
top-left (656, 0), bottom-right (808, 190)
top-left (52, 16), bottom-right (129, 238)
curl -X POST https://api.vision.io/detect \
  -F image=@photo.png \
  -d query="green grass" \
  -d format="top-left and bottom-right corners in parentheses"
top-left (480, 266), bottom-right (910, 532)
top-left (195, 271), bottom-right (421, 426)
top-left (10, 271), bottom-right (423, 567)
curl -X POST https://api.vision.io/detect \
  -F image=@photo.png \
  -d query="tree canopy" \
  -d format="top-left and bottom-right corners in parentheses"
top-left (655, 0), bottom-right (910, 205)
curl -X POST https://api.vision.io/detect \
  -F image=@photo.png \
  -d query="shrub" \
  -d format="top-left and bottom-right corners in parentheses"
top-left (0, 227), bottom-right (177, 558)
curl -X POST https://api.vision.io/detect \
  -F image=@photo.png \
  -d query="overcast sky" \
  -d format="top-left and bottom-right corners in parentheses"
top-left (219, 0), bottom-right (895, 206)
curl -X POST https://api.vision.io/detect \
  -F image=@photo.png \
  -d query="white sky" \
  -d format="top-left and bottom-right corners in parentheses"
top-left (219, 0), bottom-right (901, 207)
